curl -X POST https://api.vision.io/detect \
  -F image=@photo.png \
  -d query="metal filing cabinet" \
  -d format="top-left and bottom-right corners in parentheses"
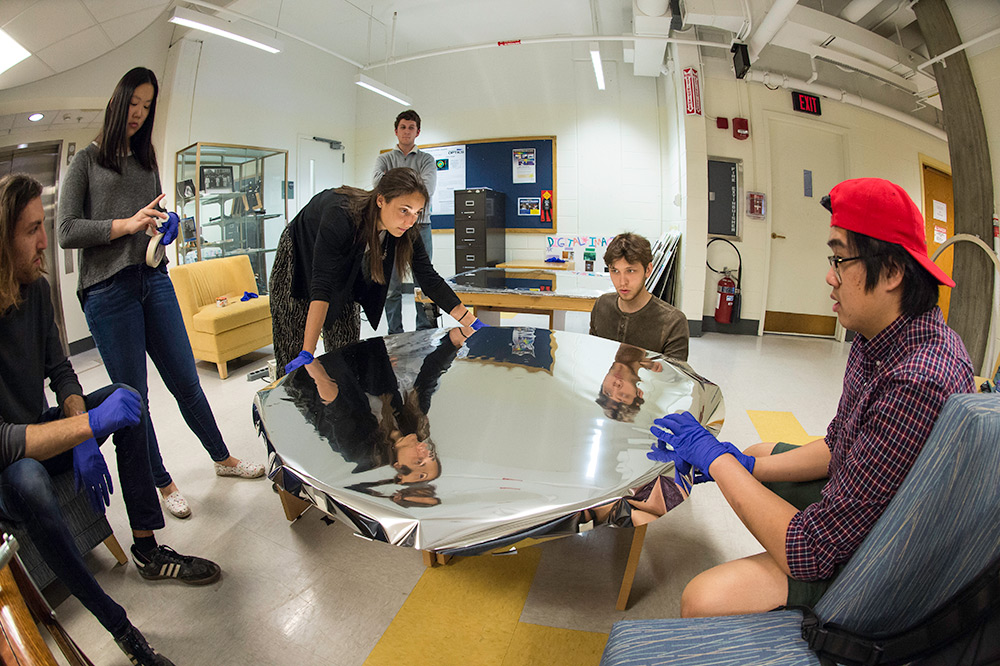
top-left (454, 188), bottom-right (505, 273)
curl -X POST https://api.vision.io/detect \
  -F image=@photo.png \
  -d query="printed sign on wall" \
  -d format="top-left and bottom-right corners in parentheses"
top-left (683, 68), bottom-right (702, 116)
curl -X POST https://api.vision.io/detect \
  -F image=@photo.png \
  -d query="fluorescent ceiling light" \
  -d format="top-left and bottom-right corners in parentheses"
top-left (589, 42), bottom-right (605, 91)
top-left (28, 113), bottom-right (44, 122)
top-left (0, 29), bottom-right (31, 76)
top-left (168, 7), bottom-right (281, 54)
top-left (355, 74), bottom-right (412, 106)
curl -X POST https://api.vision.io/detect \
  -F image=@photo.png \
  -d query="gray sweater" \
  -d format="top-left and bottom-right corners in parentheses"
top-left (58, 143), bottom-right (165, 292)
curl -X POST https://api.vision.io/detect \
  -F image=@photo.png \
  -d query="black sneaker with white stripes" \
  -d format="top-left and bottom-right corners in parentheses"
top-left (114, 624), bottom-right (176, 666)
top-left (131, 544), bottom-right (221, 585)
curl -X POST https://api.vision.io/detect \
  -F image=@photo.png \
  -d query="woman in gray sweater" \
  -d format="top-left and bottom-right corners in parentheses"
top-left (58, 67), bottom-right (263, 519)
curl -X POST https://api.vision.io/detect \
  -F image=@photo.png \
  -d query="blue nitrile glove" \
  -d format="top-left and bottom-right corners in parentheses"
top-left (470, 318), bottom-right (486, 330)
top-left (647, 440), bottom-right (709, 492)
top-left (87, 388), bottom-right (142, 440)
top-left (650, 411), bottom-right (754, 478)
top-left (240, 291), bottom-right (259, 301)
top-left (159, 211), bottom-right (179, 245)
top-left (649, 413), bottom-right (726, 479)
top-left (73, 438), bottom-right (113, 514)
top-left (284, 350), bottom-right (314, 374)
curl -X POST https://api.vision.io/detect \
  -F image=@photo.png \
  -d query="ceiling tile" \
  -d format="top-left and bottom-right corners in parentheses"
top-left (52, 109), bottom-right (102, 125)
top-left (0, 0), bottom-right (37, 29)
top-left (4, 0), bottom-right (94, 52)
top-left (81, 0), bottom-right (168, 23)
top-left (102, 5), bottom-right (167, 47)
top-left (0, 55), bottom-right (56, 91)
top-left (35, 24), bottom-right (114, 73)
top-left (0, 114), bottom-right (14, 131)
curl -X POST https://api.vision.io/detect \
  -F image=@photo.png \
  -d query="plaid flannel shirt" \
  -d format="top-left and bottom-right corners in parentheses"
top-left (785, 307), bottom-right (974, 581)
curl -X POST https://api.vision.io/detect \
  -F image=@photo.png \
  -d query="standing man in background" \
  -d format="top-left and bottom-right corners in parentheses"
top-left (374, 110), bottom-right (438, 333)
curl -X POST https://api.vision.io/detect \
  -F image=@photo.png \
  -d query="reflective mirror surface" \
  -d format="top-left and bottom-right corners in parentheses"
top-left (254, 328), bottom-right (724, 554)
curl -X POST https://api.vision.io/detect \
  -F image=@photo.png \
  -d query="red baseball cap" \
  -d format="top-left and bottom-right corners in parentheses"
top-left (827, 177), bottom-right (954, 287)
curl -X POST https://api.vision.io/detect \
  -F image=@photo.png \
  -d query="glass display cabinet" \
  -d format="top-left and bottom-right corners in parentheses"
top-left (174, 142), bottom-right (288, 293)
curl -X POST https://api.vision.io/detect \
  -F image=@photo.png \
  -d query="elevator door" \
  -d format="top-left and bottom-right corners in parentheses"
top-left (0, 142), bottom-right (67, 352)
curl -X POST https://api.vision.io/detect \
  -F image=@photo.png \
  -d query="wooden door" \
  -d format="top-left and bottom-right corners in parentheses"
top-left (922, 165), bottom-right (954, 320)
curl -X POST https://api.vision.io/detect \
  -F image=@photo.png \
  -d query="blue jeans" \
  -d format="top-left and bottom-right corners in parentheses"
top-left (385, 223), bottom-right (436, 334)
top-left (82, 264), bottom-right (230, 488)
top-left (0, 384), bottom-right (164, 637)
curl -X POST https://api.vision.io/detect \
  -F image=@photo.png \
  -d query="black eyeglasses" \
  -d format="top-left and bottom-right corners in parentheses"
top-left (827, 255), bottom-right (864, 283)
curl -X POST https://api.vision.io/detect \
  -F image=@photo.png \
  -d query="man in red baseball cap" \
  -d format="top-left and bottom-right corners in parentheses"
top-left (647, 177), bottom-right (974, 617)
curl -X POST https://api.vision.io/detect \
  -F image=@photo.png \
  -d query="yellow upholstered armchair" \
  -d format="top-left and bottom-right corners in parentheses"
top-left (169, 255), bottom-right (272, 379)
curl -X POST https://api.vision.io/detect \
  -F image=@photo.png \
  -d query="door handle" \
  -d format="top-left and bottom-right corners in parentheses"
top-left (771, 232), bottom-right (786, 239)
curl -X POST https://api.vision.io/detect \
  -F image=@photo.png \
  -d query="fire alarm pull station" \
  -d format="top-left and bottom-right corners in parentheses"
top-left (733, 118), bottom-right (749, 140)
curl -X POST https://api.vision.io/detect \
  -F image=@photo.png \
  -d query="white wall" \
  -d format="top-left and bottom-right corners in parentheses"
top-left (695, 57), bottom-right (952, 326)
top-left (352, 41), bottom-right (669, 279)
top-left (160, 33), bottom-right (360, 210)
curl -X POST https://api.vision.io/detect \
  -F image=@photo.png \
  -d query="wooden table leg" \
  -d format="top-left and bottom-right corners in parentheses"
top-left (616, 523), bottom-right (648, 611)
top-left (422, 551), bottom-right (453, 567)
top-left (103, 534), bottom-right (128, 565)
top-left (278, 488), bottom-right (311, 522)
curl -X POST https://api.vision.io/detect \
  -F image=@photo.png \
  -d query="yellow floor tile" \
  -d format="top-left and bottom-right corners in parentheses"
top-left (365, 550), bottom-right (544, 666)
top-left (501, 623), bottom-right (607, 666)
top-left (746, 410), bottom-right (822, 446)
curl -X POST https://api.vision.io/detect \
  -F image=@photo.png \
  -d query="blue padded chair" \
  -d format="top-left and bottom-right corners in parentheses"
top-left (601, 393), bottom-right (1000, 665)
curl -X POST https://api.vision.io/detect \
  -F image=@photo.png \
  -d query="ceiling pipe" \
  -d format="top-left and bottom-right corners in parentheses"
top-left (748, 0), bottom-right (799, 61)
top-left (363, 34), bottom-right (728, 69)
top-left (916, 25), bottom-right (1000, 72)
top-left (744, 69), bottom-right (946, 141)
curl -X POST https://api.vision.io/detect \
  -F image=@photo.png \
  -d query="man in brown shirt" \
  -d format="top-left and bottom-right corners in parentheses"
top-left (589, 233), bottom-right (689, 361)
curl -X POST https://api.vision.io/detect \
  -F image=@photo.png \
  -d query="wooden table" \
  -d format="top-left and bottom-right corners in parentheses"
top-left (417, 267), bottom-right (612, 329)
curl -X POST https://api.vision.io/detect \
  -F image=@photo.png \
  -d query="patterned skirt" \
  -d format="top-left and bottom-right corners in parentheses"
top-left (270, 228), bottom-right (361, 376)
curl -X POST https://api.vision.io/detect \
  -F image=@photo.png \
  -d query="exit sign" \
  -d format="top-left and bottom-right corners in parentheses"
top-left (792, 91), bottom-right (822, 115)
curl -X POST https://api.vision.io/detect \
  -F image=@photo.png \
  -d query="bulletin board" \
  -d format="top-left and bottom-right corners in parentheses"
top-left (422, 136), bottom-right (556, 233)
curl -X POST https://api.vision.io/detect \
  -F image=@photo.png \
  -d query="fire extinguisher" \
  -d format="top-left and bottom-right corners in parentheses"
top-left (707, 238), bottom-right (742, 325)
top-left (715, 270), bottom-right (738, 324)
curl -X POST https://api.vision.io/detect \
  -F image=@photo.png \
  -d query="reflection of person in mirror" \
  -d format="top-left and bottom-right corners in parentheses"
top-left (284, 336), bottom-right (466, 484)
top-left (347, 481), bottom-right (440, 508)
top-left (648, 179), bottom-right (974, 618)
top-left (595, 344), bottom-right (662, 423)
top-left (590, 233), bottom-right (688, 361)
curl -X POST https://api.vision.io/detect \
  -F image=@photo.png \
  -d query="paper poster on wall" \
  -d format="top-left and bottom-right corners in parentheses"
top-left (425, 145), bottom-right (466, 215)
top-left (934, 225), bottom-right (947, 244)
top-left (518, 197), bottom-right (540, 216)
top-left (512, 148), bottom-right (536, 183)
top-left (933, 199), bottom-right (947, 222)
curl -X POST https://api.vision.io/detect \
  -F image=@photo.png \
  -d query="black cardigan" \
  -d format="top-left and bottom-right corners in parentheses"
top-left (289, 189), bottom-right (461, 328)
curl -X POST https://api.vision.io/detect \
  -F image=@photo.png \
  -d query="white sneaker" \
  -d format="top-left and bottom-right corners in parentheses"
top-left (214, 459), bottom-right (265, 479)
top-left (162, 490), bottom-right (191, 518)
